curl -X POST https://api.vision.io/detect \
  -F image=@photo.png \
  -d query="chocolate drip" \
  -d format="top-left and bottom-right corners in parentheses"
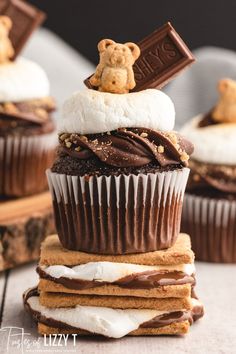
top-left (59, 128), bottom-right (193, 168)
top-left (117, 270), bottom-right (195, 288)
top-left (141, 311), bottom-right (192, 328)
top-left (37, 267), bottom-right (195, 290)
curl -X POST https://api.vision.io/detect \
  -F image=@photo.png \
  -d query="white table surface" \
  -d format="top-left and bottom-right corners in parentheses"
top-left (1, 29), bottom-right (236, 354)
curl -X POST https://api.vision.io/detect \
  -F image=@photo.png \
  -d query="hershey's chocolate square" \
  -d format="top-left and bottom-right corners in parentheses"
top-left (84, 22), bottom-right (195, 91)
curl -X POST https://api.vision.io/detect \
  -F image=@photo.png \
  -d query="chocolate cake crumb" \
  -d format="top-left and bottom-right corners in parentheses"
top-left (51, 150), bottom-right (183, 177)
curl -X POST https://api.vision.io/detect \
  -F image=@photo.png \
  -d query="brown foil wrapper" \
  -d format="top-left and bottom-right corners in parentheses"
top-left (0, 133), bottom-right (57, 197)
top-left (47, 168), bottom-right (189, 254)
top-left (181, 193), bottom-right (236, 263)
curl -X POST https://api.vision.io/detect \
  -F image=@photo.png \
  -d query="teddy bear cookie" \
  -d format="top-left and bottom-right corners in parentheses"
top-left (89, 39), bottom-right (140, 93)
top-left (181, 78), bottom-right (236, 262)
top-left (212, 78), bottom-right (236, 123)
top-left (0, 16), bottom-right (14, 64)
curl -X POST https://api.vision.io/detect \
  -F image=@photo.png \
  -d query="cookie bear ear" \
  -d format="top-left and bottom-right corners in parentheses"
top-left (218, 78), bottom-right (231, 93)
top-left (98, 39), bottom-right (115, 53)
top-left (125, 42), bottom-right (140, 60)
top-left (0, 16), bottom-right (12, 30)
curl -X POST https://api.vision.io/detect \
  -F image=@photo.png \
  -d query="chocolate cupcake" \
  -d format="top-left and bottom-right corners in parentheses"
top-left (181, 78), bottom-right (236, 263)
top-left (47, 39), bottom-right (193, 254)
top-left (0, 56), bottom-right (57, 197)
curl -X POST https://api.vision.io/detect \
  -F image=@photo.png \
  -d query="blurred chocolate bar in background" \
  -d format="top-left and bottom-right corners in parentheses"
top-left (0, 0), bottom-right (46, 59)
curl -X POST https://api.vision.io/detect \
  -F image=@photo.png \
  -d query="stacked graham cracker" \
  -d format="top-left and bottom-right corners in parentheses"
top-left (24, 233), bottom-right (203, 338)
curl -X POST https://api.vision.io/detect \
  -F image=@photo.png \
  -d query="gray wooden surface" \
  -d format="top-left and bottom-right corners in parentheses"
top-left (0, 261), bottom-right (235, 354)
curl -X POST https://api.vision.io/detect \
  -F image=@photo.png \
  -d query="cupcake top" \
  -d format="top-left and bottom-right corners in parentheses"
top-left (53, 38), bottom-right (193, 176)
top-left (0, 57), bottom-right (55, 136)
top-left (181, 78), bottom-right (236, 195)
top-left (0, 16), bottom-right (55, 137)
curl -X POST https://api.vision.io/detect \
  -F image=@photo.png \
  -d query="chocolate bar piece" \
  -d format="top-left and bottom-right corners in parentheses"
top-left (0, 0), bottom-right (46, 59)
top-left (84, 22), bottom-right (195, 91)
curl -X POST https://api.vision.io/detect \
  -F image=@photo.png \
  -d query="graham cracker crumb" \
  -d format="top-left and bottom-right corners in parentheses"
top-left (180, 152), bottom-right (189, 162)
top-left (4, 102), bottom-right (18, 114)
top-left (59, 133), bottom-right (69, 141)
top-left (157, 145), bottom-right (164, 153)
top-left (65, 141), bottom-right (72, 148)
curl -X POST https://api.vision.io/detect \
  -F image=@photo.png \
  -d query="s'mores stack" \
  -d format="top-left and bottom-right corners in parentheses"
top-left (24, 233), bottom-right (203, 337)
top-left (24, 25), bottom-right (204, 338)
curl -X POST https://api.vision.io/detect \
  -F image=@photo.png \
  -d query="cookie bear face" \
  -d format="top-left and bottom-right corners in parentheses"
top-left (98, 39), bottom-right (140, 68)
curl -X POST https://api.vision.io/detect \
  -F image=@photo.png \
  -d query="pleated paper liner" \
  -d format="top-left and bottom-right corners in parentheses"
top-left (181, 193), bottom-right (236, 263)
top-left (47, 168), bottom-right (190, 254)
top-left (0, 133), bottom-right (57, 197)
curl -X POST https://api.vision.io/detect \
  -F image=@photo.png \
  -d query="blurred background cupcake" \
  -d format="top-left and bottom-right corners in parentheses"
top-left (181, 78), bottom-right (236, 263)
top-left (0, 15), bottom-right (57, 198)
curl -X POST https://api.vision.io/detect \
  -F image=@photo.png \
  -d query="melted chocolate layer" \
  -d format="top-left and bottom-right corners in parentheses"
top-left (58, 128), bottom-right (193, 168)
top-left (37, 266), bottom-right (195, 290)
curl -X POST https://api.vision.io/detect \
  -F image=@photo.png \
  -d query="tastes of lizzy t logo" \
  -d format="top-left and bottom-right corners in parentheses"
top-left (0, 327), bottom-right (77, 353)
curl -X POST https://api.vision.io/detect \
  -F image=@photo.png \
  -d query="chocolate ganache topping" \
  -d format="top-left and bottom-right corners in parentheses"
top-left (59, 128), bottom-right (194, 168)
top-left (0, 97), bottom-right (56, 136)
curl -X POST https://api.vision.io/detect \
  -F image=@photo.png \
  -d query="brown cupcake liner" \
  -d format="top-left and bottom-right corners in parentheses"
top-left (181, 193), bottom-right (236, 263)
top-left (47, 168), bottom-right (190, 254)
top-left (0, 133), bottom-right (57, 197)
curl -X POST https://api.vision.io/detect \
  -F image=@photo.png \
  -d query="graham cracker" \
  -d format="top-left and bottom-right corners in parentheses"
top-left (39, 292), bottom-right (192, 311)
top-left (40, 233), bottom-right (194, 266)
top-left (38, 321), bottom-right (190, 336)
top-left (39, 279), bottom-right (191, 298)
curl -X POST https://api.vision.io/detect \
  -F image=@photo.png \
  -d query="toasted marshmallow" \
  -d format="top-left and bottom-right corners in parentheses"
top-left (59, 88), bottom-right (175, 134)
top-left (27, 296), bottom-right (171, 338)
